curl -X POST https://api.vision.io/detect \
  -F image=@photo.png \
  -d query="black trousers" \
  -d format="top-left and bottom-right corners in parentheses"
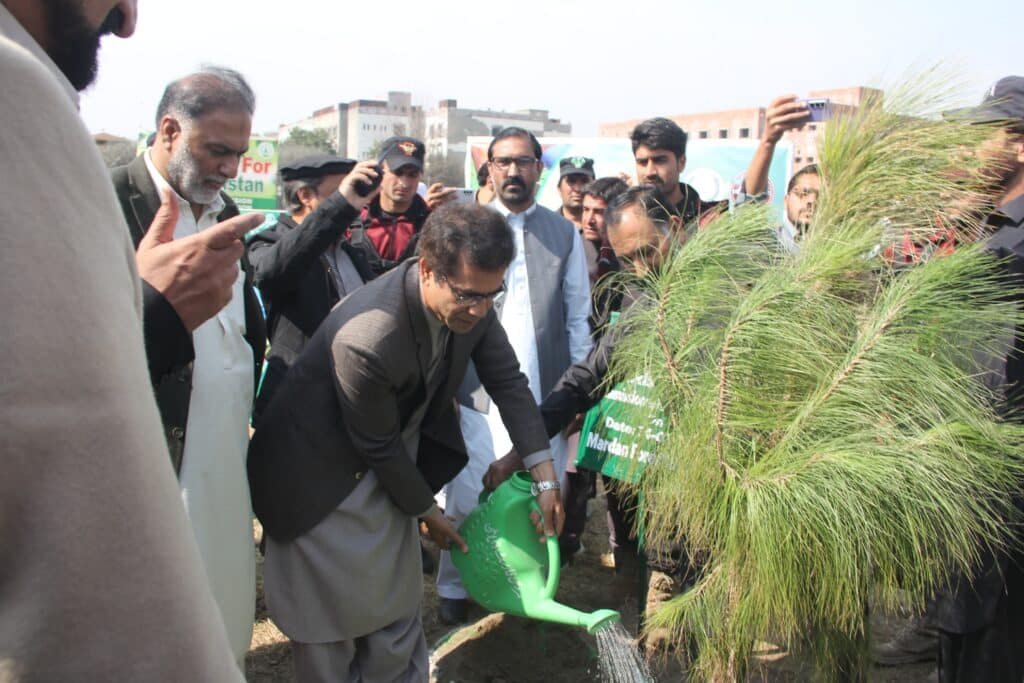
top-left (937, 556), bottom-right (1024, 683)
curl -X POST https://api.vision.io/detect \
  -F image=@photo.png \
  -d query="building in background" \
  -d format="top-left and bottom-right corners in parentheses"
top-left (599, 86), bottom-right (881, 173)
top-left (424, 99), bottom-right (570, 168)
top-left (279, 92), bottom-right (570, 183)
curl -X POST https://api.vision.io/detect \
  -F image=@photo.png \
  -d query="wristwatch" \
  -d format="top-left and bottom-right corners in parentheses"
top-left (530, 480), bottom-right (561, 497)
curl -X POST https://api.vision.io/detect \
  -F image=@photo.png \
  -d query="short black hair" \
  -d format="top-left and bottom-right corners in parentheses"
top-left (476, 162), bottom-right (490, 187)
top-left (583, 176), bottom-right (629, 204)
top-left (419, 203), bottom-right (515, 279)
top-left (786, 164), bottom-right (820, 194)
top-left (606, 184), bottom-right (680, 233)
top-left (155, 65), bottom-right (255, 127)
top-left (487, 127), bottom-right (542, 161)
top-left (630, 117), bottom-right (688, 158)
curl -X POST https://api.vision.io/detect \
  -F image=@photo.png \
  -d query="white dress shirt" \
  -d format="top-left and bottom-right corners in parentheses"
top-left (436, 198), bottom-right (592, 600)
top-left (144, 152), bottom-right (255, 665)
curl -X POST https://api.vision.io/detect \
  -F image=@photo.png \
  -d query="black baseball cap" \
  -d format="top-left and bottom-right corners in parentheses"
top-left (379, 136), bottom-right (425, 172)
top-left (559, 156), bottom-right (595, 181)
top-left (280, 153), bottom-right (357, 181)
top-left (962, 76), bottom-right (1024, 127)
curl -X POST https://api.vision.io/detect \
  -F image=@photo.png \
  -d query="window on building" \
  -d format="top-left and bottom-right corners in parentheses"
top-left (809, 124), bottom-right (817, 131)
top-left (739, 128), bottom-right (750, 139)
top-left (794, 156), bottom-right (803, 164)
top-left (806, 157), bottom-right (814, 163)
top-left (698, 130), bottom-right (708, 139)
top-left (718, 129), bottom-right (728, 139)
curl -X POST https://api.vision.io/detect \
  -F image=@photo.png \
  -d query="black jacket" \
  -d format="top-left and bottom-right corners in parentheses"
top-left (246, 194), bottom-right (362, 417)
top-left (540, 285), bottom-right (636, 438)
top-left (347, 193), bottom-right (430, 279)
top-left (931, 196), bottom-right (1024, 635)
top-left (111, 155), bottom-right (266, 474)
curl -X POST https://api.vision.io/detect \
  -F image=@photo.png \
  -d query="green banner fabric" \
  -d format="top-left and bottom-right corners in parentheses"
top-left (576, 374), bottom-right (665, 483)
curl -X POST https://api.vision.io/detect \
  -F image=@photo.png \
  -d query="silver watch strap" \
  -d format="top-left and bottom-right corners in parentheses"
top-left (530, 480), bottom-right (561, 496)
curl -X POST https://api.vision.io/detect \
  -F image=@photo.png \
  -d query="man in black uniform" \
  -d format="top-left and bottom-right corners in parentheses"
top-left (557, 155), bottom-right (595, 230)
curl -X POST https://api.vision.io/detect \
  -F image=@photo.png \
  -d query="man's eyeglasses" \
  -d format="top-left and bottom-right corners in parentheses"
top-left (789, 188), bottom-right (819, 200)
top-left (490, 156), bottom-right (538, 171)
top-left (441, 276), bottom-right (506, 306)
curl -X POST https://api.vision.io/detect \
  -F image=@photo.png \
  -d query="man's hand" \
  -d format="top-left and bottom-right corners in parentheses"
top-left (136, 189), bottom-right (261, 331)
top-left (337, 160), bottom-right (382, 209)
top-left (528, 460), bottom-right (565, 539)
top-left (763, 95), bottom-right (810, 146)
top-left (562, 413), bottom-right (584, 438)
top-left (424, 182), bottom-right (458, 210)
top-left (420, 505), bottom-right (468, 553)
top-left (483, 449), bottom-right (523, 491)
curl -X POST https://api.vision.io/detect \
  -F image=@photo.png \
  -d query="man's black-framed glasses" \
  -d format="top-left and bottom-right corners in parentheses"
top-left (490, 156), bottom-right (538, 171)
top-left (440, 276), bottom-right (506, 306)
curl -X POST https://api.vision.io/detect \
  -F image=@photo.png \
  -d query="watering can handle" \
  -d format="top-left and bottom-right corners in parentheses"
top-left (528, 498), bottom-right (561, 601)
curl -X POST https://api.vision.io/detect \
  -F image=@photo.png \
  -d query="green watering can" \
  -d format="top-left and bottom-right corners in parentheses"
top-left (450, 471), bottom-right (620, 634)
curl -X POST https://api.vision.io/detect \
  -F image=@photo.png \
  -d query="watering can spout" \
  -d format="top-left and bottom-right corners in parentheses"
top-left (527, 600), bottom-right (621, 634)
top-left (584, 608), bottom-right (621, 634)
top-left (451, 472), bottom-right (622, 633)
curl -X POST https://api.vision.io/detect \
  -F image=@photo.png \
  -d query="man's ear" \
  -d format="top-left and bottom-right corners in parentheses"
top-left (1014, 136), bottom-right (1024, 164)
top-left (419, 257), bottom-right (434, 283)
top-left (677, 154), bottom-right (686, 172)
top-left (158, 116), bottom-right (182, 151)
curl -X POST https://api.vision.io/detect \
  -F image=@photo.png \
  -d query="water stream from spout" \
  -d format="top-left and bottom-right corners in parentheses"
top-left (594, 621), bottom-right (654, 682)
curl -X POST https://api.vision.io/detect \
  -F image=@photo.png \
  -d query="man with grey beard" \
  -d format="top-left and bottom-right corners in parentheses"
top-left (111, 66), bottom-right (265, 668)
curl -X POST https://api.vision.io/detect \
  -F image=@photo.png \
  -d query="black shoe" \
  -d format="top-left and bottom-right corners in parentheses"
top-left (438, 598), bottom-right (469, 625)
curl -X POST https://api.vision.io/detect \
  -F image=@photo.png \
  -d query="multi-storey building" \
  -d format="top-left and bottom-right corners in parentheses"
top-left (280, 93), bottom-right (569, 176)
top-left (599, 86), bottom-right (881, 173)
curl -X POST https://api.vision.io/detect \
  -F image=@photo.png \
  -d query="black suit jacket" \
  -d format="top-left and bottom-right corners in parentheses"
top-left (246, 194), bottom-right (362, 418)
top-left (248, 260), bottom-right (552, 542)
top-left (111, 155), bottom-right (266, 473)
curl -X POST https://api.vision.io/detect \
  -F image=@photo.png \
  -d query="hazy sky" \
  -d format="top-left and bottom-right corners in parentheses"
top-left (80, 0), bottom-right (1022, 139)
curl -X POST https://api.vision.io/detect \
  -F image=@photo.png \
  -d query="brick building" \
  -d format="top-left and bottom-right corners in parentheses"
top-left (599, 86), bottom-right (881, 173)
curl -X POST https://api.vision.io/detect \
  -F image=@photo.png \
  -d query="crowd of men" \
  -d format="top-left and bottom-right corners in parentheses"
top-left (2, 1), bottom-right (1024, 681)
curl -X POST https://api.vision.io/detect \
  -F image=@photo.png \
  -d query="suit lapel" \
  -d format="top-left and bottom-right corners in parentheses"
top-left (403, 262), bottom-right (432, 381)
top-left (125, 155), bottom-right (160, 245)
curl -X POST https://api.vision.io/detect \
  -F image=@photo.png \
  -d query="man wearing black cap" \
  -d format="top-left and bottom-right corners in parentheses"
top-left (346, 136), bottom-right (453, 280)
top-left (930, 75), bottom-right (1024, 683)
top-left (557, 155), bottom-right (595, 230)
top-left (247, 156), bottom-right (380, 417)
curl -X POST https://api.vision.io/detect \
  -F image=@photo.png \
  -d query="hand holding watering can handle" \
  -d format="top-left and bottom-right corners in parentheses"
top-left (528, 497), bottom-right (561, 601)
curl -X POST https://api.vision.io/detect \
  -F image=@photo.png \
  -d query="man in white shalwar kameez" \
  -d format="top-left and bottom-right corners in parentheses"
top-left (435, 126), bottom-right (592, 624)
top-left (110, 67), bottom-right (264, 666)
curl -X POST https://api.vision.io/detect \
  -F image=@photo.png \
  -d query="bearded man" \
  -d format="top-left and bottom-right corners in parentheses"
top-left (110, 65), bottom-right (265, 668)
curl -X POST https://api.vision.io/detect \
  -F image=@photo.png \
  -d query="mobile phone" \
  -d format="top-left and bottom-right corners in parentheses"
top-left (353, 164), bottom-right (383, 197)
top-left (452, 188), bottom-right (476, 204)
top-left (802, 98), bottom-right (832, 122)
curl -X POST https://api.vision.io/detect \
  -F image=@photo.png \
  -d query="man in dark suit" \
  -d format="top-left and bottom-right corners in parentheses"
top-left (248, 201), bottom-right (565, 682)
top-left (110, 65), bottom-right (268, 667)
